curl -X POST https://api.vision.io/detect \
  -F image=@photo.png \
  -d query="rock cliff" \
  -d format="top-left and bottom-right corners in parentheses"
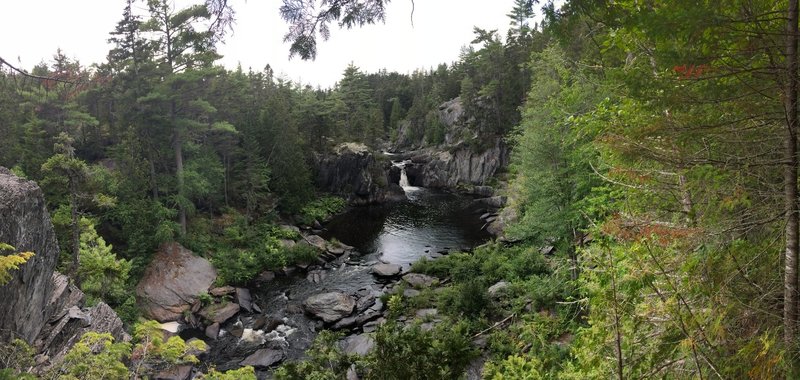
top-left (0, 167), bottom-right (128, 369)
top-left (314, 142), bottom-right (405, 205)
top-left (391, 98), bottom-right (510, 191)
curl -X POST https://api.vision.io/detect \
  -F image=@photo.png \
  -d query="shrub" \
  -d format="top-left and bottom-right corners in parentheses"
top-left (298, 196), bottom-right (346, 225)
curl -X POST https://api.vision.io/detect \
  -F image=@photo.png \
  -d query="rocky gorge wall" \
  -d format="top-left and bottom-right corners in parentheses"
top-left (0, 167), bottom-right (128, 370)
top-left (313, 142), bottom-right (405, 205)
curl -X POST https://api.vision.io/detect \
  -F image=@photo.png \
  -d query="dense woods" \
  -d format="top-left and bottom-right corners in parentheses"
top-left (5, 0), bottom-right (800, 378)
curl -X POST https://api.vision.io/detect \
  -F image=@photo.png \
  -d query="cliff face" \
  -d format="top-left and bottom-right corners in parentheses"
top-left (0, 167), bottom-right (128, 368)
top-left (392, 98), bottom-right (510, 191)
top-left (404, 140), bottom-right (509, 189)
top-left (0, 167), bottom-right (60, 343)
top-left (314, 143), bottom-right (405, 205)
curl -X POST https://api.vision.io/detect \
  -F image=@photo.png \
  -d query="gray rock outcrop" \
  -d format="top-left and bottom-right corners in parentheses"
top-left (0, 167), bottom-right (61, 343)
top-left (314, 143), bottom-right (405, 205)
top-left (135, 242), bottom-right (217, 322)
top-left (0, 168), bottom-right (129, 370)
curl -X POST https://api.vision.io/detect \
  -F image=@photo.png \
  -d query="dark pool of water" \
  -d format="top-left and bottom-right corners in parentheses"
top-left (323, 186), bottom-right (491, 266)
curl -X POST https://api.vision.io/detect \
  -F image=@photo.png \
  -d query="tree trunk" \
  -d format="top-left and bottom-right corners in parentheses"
top-left (784, 0), bottom-right (799, 348)
top-left (174, 119), bottom-right (186, 237)
top-left (70, 179), bottom-right (81, 287)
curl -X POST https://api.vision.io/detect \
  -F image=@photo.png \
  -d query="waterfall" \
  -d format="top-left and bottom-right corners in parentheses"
top-left (400, 167), bottom-right (410, 187)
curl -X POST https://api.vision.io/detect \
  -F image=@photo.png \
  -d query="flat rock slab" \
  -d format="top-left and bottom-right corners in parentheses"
top-left (403, 273), bottom-right (437, 288)
top-left (371, 263), bottom-right (402, 277)
top-left (240, 348), bottom-right (284, 368)
top-left (304, 292), bottom-right (356, 323)
top-left (199, 302), bottom-right (240, 324)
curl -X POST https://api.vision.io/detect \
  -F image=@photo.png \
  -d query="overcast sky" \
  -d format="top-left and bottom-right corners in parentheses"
top-left (1, 0), bottom-right (526, 88)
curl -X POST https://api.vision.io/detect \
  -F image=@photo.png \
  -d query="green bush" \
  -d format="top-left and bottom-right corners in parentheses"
top-left (368, 320), bottom-right (477, 379)
top-left (298, 196), bottom-right (346, 225)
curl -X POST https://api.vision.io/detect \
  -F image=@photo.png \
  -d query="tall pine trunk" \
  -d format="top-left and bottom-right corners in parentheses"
top-left (784, 0), bottom-right (799, 348)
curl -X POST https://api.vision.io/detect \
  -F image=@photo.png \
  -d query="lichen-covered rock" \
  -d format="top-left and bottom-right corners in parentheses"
top-left (303, 292), bottom-right (356, 323)
top-left (135, 242), bottom-right (217, 322)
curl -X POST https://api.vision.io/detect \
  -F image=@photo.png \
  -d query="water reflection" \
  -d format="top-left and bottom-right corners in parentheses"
top-left (323, 187), bottom-right (490, 266)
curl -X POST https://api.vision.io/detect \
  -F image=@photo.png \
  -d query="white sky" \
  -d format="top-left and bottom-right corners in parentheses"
top-left (1, 0), bottom-right (529, 88)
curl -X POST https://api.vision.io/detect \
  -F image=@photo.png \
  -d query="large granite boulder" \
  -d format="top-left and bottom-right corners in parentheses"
top-left (136, 242), bottom-right (217, 322)
top-left (0, 167), bottom-right (61, 343)
top-left (304, 292), bottom-right (356, 323)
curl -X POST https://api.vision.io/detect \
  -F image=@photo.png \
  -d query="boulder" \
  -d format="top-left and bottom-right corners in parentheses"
top-left (342, 334), bottom-right (374, 356)
top-left (236, 288), bottom-right (252, 313)
top-left (304, 292), bottom-right (356, 323)
top-left (240, 348), bottom-right (284, 368)
top-left (488, 281), bottom-right (510, 298)
top-left (371, 263), bottom-right (402, 277)
top-left (135, 242), bottom-right (217, 322)
top-left (403, 273), bottom-right (438, 288)
top-left (205, 322), bottom-right (220, 340)
top-left (199, 302), bottom-right (240, 324)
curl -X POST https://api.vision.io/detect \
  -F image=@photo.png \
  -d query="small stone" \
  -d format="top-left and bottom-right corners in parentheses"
top-left (403, 289), bottom-right (420, 298)
top-left (209, 286), bottom-right (235, 297)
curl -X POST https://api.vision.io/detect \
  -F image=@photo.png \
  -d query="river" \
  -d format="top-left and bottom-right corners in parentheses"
top-left (194, 181), bottom-right (491, 375)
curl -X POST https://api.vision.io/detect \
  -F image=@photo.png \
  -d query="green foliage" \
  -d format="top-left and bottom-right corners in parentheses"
top-left (0, 339), bottom-right (35, 377)
top-left (483, 355), bottom-right (544, 380)
top-left (77, 219), bottom-right (133, 309)
top-left (197, 366), bottom-right (257, 380)
top-left (131, 320), bottom-right (207, 375)
top-left (298, 196), bottom-right (346, 225)
top-left (0, 243), bottom-right (34, 286)
top-left (55, 332), bottom-right (131, 380)
top-left (274, 331), bottom-right (358, 380)
top-left (368, 320), bottom-right (478, 379)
